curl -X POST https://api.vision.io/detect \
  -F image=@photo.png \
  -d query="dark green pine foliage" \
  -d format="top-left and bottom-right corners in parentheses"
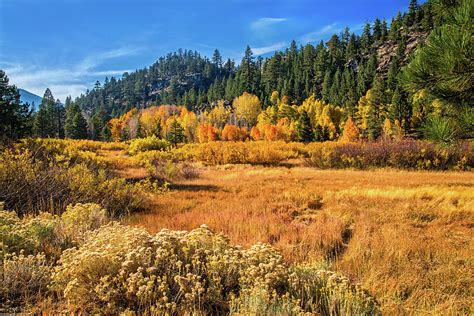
top-left (373, 19), bottom-right (382, 43)
top-left (360, 23), bottom-right (372, 55)
top-left (390, 87), bottom-right (411, 131)
top-left (167, 120), bottom-right (185, 146)
top-left (401, 0), bottom-right (473, 108)
top-left (54, 99), bottom-right (66, 139)
top-left (296, 111), bottom-right (314, 142)
top-left (238, 46), bottom-right (258, 95)
top-left (0, 70), bottom-right (32, 142)
top-left (401, 0), bottom-right (473, 140)
top-left (34, 88), bottom-right (62, 138)
top-left (72, 112), bottom-right (88, 139)
top-left (101, 125), bottom-right (112, 141)
top-left (90, 106), bottom-right (109, 140)
top-left (321, 70), bottom-right (332, 103)
top-left (65, 102), bottom-right (88, 139)
top-left (367, 75), bottom-right (386, 140)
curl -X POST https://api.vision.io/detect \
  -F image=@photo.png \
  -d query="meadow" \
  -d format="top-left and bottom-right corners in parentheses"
top-left (0, 138), bottom-right (472, 314)
top-left (127, 166), bottom-right (474, 314)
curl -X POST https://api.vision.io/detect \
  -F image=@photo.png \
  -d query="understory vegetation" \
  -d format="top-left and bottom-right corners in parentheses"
top-left (0, 140), bottom-right (148, 217)
top-left (0, 202), bottom-right (379, 314)
top-left (0, 138), bottom-right (472, 313)
top-left (137, 137), bottom-right (472, 169)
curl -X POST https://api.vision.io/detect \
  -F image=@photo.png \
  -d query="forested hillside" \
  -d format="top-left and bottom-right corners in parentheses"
top-left (2, 0), bottom-right (471, 144)
top-left (76, 0), bottom-right (433, 117)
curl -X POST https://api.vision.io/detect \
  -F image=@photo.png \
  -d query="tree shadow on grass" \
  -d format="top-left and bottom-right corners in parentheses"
top-left (169, 184), bottom-right (220, 192)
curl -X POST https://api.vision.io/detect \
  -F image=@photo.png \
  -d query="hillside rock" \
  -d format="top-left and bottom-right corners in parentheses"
top-left (377, 31), bottom-right (429, 74)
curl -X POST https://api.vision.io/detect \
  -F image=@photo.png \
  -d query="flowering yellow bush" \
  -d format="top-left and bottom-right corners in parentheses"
top-left (0, 208), bottom-right (60, 259)
top-left (0, 203), bottom-right (111, 309)
top-left (0, 203), bottom-right (110, 259)
top-left (61, 203), bottom-right (108, 243)
top-left (1, 252), bottom-right (52, 309)
top-left (51, 223), bottom-right (379, 314)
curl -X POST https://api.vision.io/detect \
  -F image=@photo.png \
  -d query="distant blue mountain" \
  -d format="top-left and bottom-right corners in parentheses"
top-left (19, 89), bottom-right (42, 111)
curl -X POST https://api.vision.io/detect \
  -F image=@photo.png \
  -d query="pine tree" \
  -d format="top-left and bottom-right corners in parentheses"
top-left (101, 125), bottom-right (112, 141)
top-left (65, 103), bottom-right (88, 139)
top-left (64, 104), bottom-right (75, 138)
top-left (407, 0), bottom-right (419, 27)
top-left (421, 3), bottom-right (434, 30)
top-left (381, 19), bottom-right (388, 41)
top-left (386, 57), bottom-right (400, 93)
top-left (72, 112), bottom-right (88, 139)
top-left (167, 119), bottom-right (185, 145)
top-left (212, 49), bottom-right (223, 68)
top-left (329, 69), bottom-right (341, 104)
top-left (296, 111), bottom-right (313, 142)
top-left (366, 76), bottom-right (387, 140)
top-left (90, 106), bottom-right (108, 140)
top-left (345, 34), bottom-right (357, 60)
top-left (373, 19), bottom-right (382, 42)
top-left (401, 0), bottom-right (473, 108)
top-left (360, 23), bottom-right (372, 55)
top-left (239, 46), bottom-right (257, 94)
top-left (390, 87), bottom-right (411, 132)
top-left (321, 70), bottom-right (332, 103)
top-left (34, 88), bottom-right (56, 137)
top-left (54, 99), bottom-right (66, 138)
top-left (0, 70), bottom-right (31, 141)
top-left (389, 12), bottom-right (402, 41)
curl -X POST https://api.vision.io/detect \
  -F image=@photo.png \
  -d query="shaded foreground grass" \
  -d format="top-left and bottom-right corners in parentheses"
top-left (126, 166), bottom-right (474, 314)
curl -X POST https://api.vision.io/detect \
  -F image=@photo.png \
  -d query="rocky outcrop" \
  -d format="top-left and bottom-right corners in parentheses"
top-left (377, 31), bottom-right (429, 74)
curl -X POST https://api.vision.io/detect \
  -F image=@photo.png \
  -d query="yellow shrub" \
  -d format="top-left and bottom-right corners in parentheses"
top-left (51, 224), bottom-right (379, 314)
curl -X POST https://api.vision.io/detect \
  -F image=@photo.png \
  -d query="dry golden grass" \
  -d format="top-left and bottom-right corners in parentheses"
top-left (125, 166), bottom-right (474, 314)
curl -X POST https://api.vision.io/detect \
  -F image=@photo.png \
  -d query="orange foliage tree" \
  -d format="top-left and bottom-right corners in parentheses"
top-left (221, 124), bottom-right (242, 141)
top-left (197, 124), bottom-right (219, 143)
top-left (340, 117), bottom-right (360, 142)
top-left (263, 124), bottom-right (278, 141)
top-left (109, 118), bottom-right (123, 142)
top-left (250, 127), bottom-right (261, 140)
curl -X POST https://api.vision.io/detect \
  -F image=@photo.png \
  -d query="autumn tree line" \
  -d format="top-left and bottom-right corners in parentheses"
top-left (104, 91), bottom-right (394, 145)
top-left (1, 0), bottom-right (472, 145)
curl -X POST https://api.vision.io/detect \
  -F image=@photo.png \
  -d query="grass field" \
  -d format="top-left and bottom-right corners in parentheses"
top-left (1, 139), bottom-right (472, 314)
top-left (125, 164), bottom-right (474, 314)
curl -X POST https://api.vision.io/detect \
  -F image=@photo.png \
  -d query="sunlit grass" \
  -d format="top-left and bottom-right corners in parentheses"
top-left (126, 166), bottom-right (474, 314)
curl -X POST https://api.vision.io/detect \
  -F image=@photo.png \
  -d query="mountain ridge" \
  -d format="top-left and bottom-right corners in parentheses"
top-left (19, 88), bottom-right (42, 111)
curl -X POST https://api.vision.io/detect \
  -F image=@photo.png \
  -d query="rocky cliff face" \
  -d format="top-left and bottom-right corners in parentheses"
top-left (377, 30), bottom-right (429, 74)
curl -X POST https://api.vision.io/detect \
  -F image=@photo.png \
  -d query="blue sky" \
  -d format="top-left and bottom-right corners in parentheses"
top-left (1, 0), bottom-right (416, 101)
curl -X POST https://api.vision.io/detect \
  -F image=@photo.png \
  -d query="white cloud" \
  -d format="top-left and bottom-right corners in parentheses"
top-left (3, 47), bottom-right (140, 102)
top-left (300, 22), bottom-right (365, 44)
top-left (252, 42), bottom-right (287, 55)
top-left (300, 23), bottom-right (340, 43)
top-left (78, 46), bottom-right (143, 71)
top-left (251, 17), bottom-right (287, 30)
